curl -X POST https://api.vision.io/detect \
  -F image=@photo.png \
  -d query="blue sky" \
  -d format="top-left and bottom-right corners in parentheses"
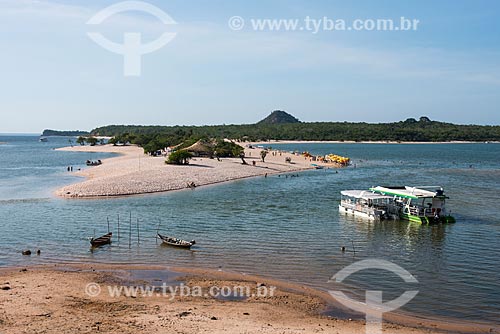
top-left (1, 0), bottom-right (499, 133)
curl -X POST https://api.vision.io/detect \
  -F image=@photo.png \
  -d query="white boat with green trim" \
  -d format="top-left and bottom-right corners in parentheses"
top-left (370, 186), bottom-right (456, 224)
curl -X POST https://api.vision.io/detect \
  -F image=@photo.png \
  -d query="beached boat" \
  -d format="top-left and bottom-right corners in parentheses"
top-left (339, 190), bottom-right (395, 220)
top-left (370, 186), bottom-right (456, 224)
top-left (90, 232), bottom-right (112, 247)
top-left (86, 160), bottom-right (102, 166)
top-left (157, 233), bottom-right (195, 249)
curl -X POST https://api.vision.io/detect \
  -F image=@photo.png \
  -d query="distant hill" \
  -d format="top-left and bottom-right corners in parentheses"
top-left (257, 110), bottom-right (300, 124)
top-left (42, 129), bottom-right (90, 137)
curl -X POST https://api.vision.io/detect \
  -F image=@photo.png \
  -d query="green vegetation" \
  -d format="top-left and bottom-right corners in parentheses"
top-left (166, 150), bottom-right (193, 165)
top-left (89, 112), bottom-right (500, 154)
top-left (86, 137), bottom-right (98, 146)
top-left (213, 140), bottom-right (244, 158)
top-left (76, 136), bottom-right (101, 146)
top-left (42, 129), bottom-right (90, 136)
top-left (76, 136), bottom-right (86, 146)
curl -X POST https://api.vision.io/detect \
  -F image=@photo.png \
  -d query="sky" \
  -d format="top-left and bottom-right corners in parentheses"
top-left (0, 0), bottom-right (499, 133)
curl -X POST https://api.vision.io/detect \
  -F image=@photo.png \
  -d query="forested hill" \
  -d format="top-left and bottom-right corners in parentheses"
top-left (42, 129), bottom-right (90, 136)
top-left (257, 110), bottom-right (300, 124)
top-left (91, 116), bottom-right (500, 144)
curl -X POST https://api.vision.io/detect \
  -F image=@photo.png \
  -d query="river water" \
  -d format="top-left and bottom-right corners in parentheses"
top-left (0, 135), bottom-right (498, 325)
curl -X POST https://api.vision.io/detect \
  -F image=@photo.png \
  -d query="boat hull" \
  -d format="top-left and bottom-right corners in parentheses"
top-left (157, 233), bottom-right (195, 249)
top-left (161, 241), bottom-right (193, 249)
top-left (400, 213), bottom-right (456, 224)
top-left (90, 232), bottom-right (112, 247)
top-left (338, 205), bottom-right (379, 220)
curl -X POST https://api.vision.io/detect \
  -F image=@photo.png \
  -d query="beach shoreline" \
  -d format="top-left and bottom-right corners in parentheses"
top-left (53, 144), bottom-right (328, 199)
top-left (1, 263), bottom-right (495, 334)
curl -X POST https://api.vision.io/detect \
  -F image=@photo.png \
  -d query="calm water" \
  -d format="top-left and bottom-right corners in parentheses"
top-left (0, 136), bottom-right (499, 325)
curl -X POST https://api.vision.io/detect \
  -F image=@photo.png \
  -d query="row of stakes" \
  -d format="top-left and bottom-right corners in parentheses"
top-left (21, 214), bottom-right (165, 255)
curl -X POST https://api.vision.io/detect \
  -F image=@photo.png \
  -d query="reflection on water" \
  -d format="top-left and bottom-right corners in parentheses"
top-left (0, 137), bottom-right (499, 324)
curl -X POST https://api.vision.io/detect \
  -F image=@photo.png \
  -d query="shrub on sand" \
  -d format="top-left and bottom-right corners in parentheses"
top-left (166, 150), bottom-right (193, 165)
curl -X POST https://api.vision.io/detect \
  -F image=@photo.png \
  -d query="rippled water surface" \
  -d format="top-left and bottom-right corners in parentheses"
top-left (0, 136), bottom-right (499, 324)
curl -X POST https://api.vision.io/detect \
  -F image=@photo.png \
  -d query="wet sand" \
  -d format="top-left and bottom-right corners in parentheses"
top-left (2, 264), bottom-right (491, 334)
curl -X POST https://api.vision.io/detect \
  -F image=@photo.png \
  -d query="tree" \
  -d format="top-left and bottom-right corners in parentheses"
top-left (239, 152), bottom-right (247, 165)
top-left (86, 137), bottom-right (98, 146)
top-left (108, 137), bottom-right (118, 146)
top-left (166, 150), bottom-right (193, 165)
top-left (260, 150), bottom-right (267, 162)
top-left (212, 140), bottom-right (244, 158)
top-left (76, 136), bottom-right (86, 146)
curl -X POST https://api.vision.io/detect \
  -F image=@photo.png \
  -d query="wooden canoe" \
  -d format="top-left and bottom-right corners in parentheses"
top-left (157, 233), bottom-right (195, 249)
top-left (90, 232), bottom-right (112, 247)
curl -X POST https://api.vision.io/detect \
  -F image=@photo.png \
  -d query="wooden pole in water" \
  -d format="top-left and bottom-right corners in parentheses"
top-left (107, 217), bottom-right (110, 233)
top-left (156, 219), bottom-right (161, 245)
top-left (136, 218), bottom-right (140, 245)
top-left (117, 214), bottom-right (120, 241)
top-left (351, 240), bottom-right (356, 254)
top-left (129, 213), bottom-right (133, 247)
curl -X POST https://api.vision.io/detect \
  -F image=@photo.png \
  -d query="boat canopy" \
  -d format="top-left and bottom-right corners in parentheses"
top-left (341, 190), bottom-right (393, 200)
top-left (370, 186), bottom-right (445, 199)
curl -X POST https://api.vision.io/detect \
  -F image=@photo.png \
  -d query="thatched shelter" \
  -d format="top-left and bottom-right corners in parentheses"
top-left (184, 140), bottom-right (213, 157)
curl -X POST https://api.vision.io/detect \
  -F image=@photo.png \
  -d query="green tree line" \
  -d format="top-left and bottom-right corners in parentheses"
top-left (91, 117), bottom-right (500, 153)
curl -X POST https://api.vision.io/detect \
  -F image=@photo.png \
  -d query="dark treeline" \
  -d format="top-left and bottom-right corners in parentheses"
top-left (42, 129), bottom-right (90, 136)
top-left (90, 117), bottom-right (500, 153)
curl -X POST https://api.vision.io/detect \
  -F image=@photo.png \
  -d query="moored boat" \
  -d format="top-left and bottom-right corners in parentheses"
top-left (339, 190), bottom-right (395, 220)
top-left (86, 159), bottom-right (102, 166)
top-left (90, 232), bottom-right (112, 247)
top-left (157, 233), bottom-right (195, 249)
top-left (370, 186), bottom-right (456, 224)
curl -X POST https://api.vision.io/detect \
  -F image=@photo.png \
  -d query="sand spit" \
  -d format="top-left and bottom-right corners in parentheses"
top-left (55, 145), bottom-right (322, 198)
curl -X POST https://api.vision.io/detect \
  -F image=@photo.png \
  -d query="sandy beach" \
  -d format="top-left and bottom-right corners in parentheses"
top-left (54, 144), bottom-right (328, 198)
top-left (2, 264), bottom-right (489, 334)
